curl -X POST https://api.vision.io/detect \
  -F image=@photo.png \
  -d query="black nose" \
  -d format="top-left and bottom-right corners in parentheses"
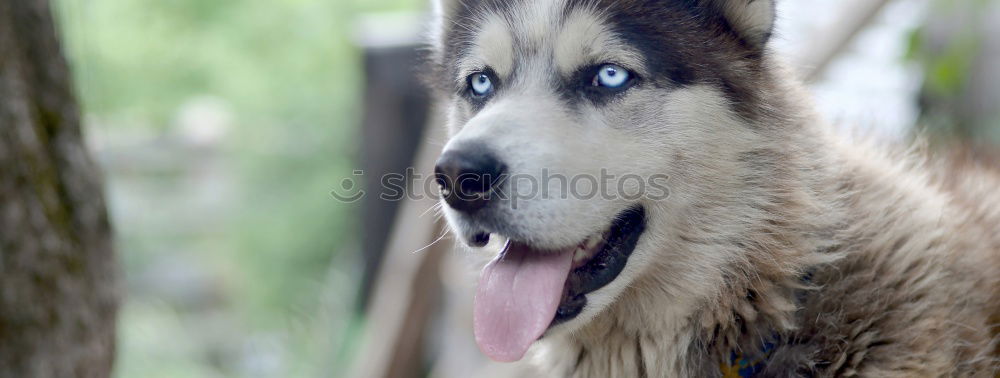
top-left (434, 145), bottom-right (506, 213)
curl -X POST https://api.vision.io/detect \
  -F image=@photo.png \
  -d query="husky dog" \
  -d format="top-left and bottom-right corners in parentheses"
top-left (426, 0), bottom-right (1000, 376)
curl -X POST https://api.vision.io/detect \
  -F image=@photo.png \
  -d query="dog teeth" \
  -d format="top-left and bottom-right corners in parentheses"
top-left (573, 233), bottom-right (605, 264)
top-left (585, 234), bottom-right (603, 250)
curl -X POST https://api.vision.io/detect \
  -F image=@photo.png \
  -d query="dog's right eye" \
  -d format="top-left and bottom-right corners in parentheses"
top-left (593, 64), bottom-right (630, 89)
top-left (468, 72), bottom-right (494, 97)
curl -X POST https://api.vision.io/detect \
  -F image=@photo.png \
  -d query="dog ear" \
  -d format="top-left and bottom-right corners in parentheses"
top-left (711, 0), bottom-right (776, 47)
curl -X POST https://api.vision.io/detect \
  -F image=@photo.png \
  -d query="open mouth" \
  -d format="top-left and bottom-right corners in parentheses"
top-left (473, 206), bottom-right (647, 362)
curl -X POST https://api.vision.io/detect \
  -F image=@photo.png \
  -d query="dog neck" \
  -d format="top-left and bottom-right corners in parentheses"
top-left (532, 243), bottom-right (826, 377)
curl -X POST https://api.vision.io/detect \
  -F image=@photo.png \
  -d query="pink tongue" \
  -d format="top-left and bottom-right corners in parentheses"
top-left (473, 240), bottom-right (574, 362)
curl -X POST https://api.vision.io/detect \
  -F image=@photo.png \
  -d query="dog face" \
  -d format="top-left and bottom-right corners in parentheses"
top-left (429, 0), bottom-right (777, 362)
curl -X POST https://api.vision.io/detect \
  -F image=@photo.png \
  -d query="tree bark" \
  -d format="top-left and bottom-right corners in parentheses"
top-left (0, 0), bottom-right (119, 377)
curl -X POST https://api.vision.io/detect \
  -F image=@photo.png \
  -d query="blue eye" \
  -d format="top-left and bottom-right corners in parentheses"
top-left (469, 73), bottom-right (493, 96)
top-left (593, 64), bottom-right (630, 88)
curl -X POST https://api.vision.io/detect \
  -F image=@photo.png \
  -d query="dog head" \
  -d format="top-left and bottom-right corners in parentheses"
top-left (428, 0), bottom-right (784, 362)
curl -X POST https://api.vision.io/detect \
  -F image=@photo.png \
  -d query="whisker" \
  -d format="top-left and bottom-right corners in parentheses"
top-left (419, 201), bottom-right (444, 219)
top-left (412, 227), bottom-right (453, 255)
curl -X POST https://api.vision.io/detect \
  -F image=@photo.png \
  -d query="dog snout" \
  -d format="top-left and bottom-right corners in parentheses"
top-left (434, 144), bottom-right (506, 213)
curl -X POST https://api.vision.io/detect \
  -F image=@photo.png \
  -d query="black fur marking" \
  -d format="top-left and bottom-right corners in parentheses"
top-left (556, 63), bottom-right (641, 107)
top-left (434, 0), bottom-right (776, 123)
top-left (568, 0), bottom-right (772, 120)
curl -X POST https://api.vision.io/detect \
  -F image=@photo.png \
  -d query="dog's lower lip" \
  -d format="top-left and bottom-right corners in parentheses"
top-left (550, 205), bottom-right (646, 328)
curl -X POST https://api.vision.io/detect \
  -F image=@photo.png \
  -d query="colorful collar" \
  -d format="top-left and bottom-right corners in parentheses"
top-left (720, 341), bottom-right (776, 378)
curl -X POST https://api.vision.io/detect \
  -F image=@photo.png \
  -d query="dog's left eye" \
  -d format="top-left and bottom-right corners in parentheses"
top-left (592, 64), bottom-right (631, 89)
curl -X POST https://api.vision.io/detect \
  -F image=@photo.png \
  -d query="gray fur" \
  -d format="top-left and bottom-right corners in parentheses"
top-left (429, 0), bottom-right (1000, 376)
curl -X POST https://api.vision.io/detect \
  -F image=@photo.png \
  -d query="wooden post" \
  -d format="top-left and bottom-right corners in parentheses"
top-left (350, 12), bottom-right (452, 378)
top-left (356, 13), bottom-right (433, 311)
top-left (794, 0), bottom-right (894, 82)
top-left (349, 107), bottom-right (451, 378)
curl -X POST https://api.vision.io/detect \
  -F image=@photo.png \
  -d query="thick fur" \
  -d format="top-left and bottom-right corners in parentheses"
top-left (428, 0), bottom-right (1000, 376)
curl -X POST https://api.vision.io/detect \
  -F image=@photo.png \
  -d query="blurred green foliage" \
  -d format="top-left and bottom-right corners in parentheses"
top-left (907, 31), bottom-right (978, 98)
top-left (52, 0), bottom-right (421, 376)
top-left (906, 0), bottom-right (1000, 146)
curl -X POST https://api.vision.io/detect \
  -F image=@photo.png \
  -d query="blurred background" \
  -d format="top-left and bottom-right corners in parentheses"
top-left (42, 0), bottom-right (1000, 377)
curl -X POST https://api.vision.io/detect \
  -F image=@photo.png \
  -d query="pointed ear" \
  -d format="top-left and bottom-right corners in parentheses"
top-left (713, 0), bottom-right (776, 48)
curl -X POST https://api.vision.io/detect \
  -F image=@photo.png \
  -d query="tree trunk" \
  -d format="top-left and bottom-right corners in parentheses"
top-left (0, 0), bottom-right (119, 377)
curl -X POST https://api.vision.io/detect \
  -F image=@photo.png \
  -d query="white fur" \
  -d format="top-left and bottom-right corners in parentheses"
top-left (458, 16), bottom-right (516, 78)
top-left (555, 9), bottom-right (647, 78)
